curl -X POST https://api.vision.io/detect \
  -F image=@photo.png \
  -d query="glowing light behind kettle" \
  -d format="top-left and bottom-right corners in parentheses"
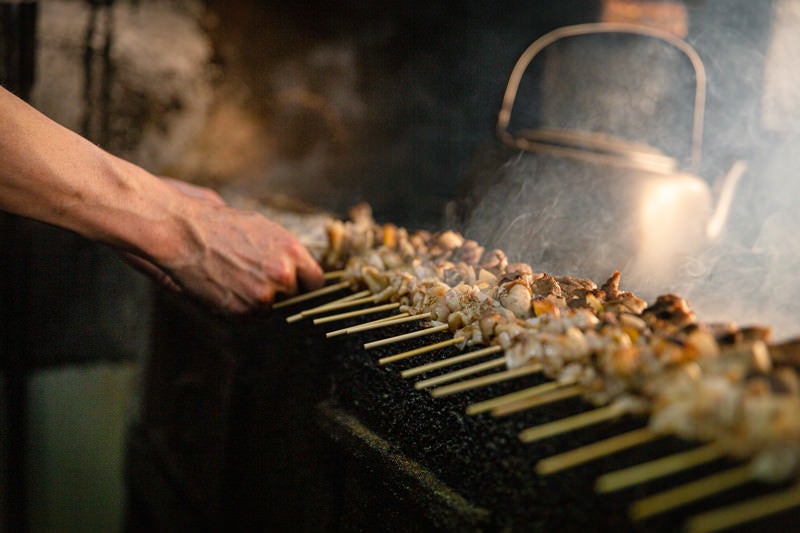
top-left (634, 176), bottom-right (711, 290)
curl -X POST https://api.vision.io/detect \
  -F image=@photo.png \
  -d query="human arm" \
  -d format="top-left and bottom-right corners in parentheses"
top-left (0, 86), bottom-right (324, 313)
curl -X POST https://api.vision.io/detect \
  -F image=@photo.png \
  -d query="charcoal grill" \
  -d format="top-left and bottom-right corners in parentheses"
top-left (125, 283), bottom-right (800, 532)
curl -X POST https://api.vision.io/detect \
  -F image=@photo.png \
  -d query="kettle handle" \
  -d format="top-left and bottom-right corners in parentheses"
top-left (496, 22), bottom-right (707, 174)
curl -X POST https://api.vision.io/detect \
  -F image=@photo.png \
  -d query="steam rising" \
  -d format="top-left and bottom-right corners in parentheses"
top-left (459, 4), bottom-right (800, 341)
top-left (673, 137), bottom-right (800, 342)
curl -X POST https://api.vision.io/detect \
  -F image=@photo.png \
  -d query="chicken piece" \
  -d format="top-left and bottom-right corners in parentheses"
top-left (442, 261), bottom-right (477, 286)
top-left (454, 322), bottom-right (485, 346)
top-left (532, 274), bottom-right (562, 298)
top-left (442, 283), bottom-right (494, 330)
top-left (480, 249), bottom-right (508, 276)
top-left (323, 219), bottom-right (345, 269)
top-left (532, 296), bottom-right (563, 317)
top-left (505, 333), bottom-right (546, 369)
top-left (505, 262), bottom-right (534, 278)
top-left (477, 268), bottom-right (498, 286)
top-left (372, 270), bottom-right (417, 302)
top-left (495, 278), bottom-right (533, 318)
top-left (479, 308), bottom-right (518, 342)
top-left (451, 239), bottom-right (485, 266)
top-left (436, 230), bottom-right (464, 250)
top-left (360, 265), bottom-right (389, 294)
top-left (555, 275), bottom-right (597, 298)
top-left (642, 294), bottom-right (697, 334)
top-left (600, 270), bottom-right (623, 299)
top-left (597, 271), bottom-right (648, 315)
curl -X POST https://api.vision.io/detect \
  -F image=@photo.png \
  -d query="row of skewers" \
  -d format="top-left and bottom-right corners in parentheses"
top-left (279, 203), bottom-right (800, 532)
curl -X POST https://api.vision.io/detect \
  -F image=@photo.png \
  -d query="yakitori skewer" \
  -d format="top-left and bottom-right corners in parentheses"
top-left (286, 289), bottom-right (370, 322)
top-left (685, 483), bottom-right (800, 533)
top-left (273, 280), bottom-right (350, 309)
top-left (287, 294), bottom-right (375, 323)
top-left (378, 336), bottom-right (465, 365)
top-left (323, 269), bottom-right (347, 280)
top-left (491, 384), bottom-right (583, 417)
top-left (595, 442), bottom-right (726, 494)
top-left (536, 427), bottom-right (660, 475)
top-left (518, 405), bottom-right (627, 444)
top-left (312, 302), bottom-right (400, 325)
top-left (429, 363), bottom-right (543, 398)
top-left (401, 345), bottom-right (503, 379)
top-left (325, 312), bottom-right (412, 338)
top-left (629, 465), bottom-right (754, 521)
top-left (317, 204), bottom-right (800, 523)
top-left (467, 380), bottom-right (568, 416)
top-left (415, 357), bottom-right (507, 390)
top-left (363, 324), bottom-right (449, 350)
top-left (342, 312), bottom-right (430, 336)
top-left (290, 290), bottom-right (372, 318)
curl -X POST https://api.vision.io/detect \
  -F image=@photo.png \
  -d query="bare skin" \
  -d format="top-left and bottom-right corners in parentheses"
top-left (0, 86), bottom-right (324, 313)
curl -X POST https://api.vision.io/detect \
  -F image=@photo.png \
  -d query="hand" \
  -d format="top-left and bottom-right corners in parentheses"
top-left (169, 203), bottom-right (325, 313)
top-left (123, 179), bottom-right (325, 314)
top-left (0, 86), bottom-right (323, 314)
top-left (159, 177), bottom-right (226, 206)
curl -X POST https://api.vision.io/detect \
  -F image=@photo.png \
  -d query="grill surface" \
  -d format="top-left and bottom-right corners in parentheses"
top-left (129, 289), bottom-right (800, 532)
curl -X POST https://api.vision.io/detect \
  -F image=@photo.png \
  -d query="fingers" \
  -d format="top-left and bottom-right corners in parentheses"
top-left (263, 221), bottom-right (324, 297)
top-left (268, 256), bottom-right (298, 301)
top-left (144, 198), bottom-right (327, 314)
top-left (294, 250), bottom-right (325, 292)
top-left (119, 251), bottom-right (183, 292)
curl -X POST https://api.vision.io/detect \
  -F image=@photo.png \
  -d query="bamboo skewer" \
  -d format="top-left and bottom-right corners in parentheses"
top-left (301, 290), bottom-right (372, 314)
top-left (595, 442), bottom-right (726, 494)
top-left (300, 288), bottom-right (369, 311)
top-left (629, 465), bottom-right (754, 521)
top-left (323, 269), bottom-right (346, 280)
top-left (415, 357), bottom-right (508, 390)
top-left (466, 380), bottom-right (566, 416)
top-left (342, 312), bottom-right (430, 336)
top-left (273, 280), bottom-right (350, 309)
top-left (685, 483), bottom-right (800, 533)
top-left (312, 302), bottom-right (400, 325)
top-left (378, 337), bottom-right (465, 365)
top-left (363, 324), bottom-right (449, 350)
top-left (429, 363), bottom-right (543, 398)
top-left (536, 428), bottom-right (660, 475)
top-left (325, 312), bottom-right (411, 338)
top-left (286, 290), bottom-right (372, 323)
top-left (357, 311), bottom-right (410, 324)
top-left (491, 384), bottom-right (583, 417)
top-left (401, 345), bottom-right (503, 379)
top-left (518, 405), bottom-right (625, 444)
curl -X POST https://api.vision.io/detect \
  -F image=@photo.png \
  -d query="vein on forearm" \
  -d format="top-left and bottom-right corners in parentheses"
top-left (0, 86), bottom-right (186, 263)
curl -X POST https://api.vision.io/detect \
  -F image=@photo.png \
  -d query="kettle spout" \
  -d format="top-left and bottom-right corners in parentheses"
top-left (706, 160), bottom-right (748, 240)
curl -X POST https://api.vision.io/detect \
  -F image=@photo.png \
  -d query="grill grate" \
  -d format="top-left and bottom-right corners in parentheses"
top-left (277, 280), bottom-right (800, 532)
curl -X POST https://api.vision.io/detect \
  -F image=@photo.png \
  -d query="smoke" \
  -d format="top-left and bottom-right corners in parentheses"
top-left (457, 1), bottom-right (800, 342)
top-left (668, 0), bottom-right (800, 342)
top-left (672, 136), bottom-right (800, 342)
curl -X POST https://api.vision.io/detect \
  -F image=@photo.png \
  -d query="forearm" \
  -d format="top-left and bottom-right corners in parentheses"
top-left (0, 85), bottom-right (324, 312)
top-left (0, 86), bottom-right (186, 263)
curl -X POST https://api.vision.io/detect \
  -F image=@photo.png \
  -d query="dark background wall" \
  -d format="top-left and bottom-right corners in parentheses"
top-left (195, 0), bottom-right (773, 232)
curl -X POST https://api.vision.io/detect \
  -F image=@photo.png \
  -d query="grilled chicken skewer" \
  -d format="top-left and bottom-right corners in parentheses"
top-left (307, 204), bottom-right (800, 491)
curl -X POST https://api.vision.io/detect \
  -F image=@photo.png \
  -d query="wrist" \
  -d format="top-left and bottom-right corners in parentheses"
top-left (77, 152), bottom-right (195, 268)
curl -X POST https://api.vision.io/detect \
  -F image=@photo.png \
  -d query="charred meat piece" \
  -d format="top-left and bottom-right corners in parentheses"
top-left (642, 294), bottom-right (697, 333)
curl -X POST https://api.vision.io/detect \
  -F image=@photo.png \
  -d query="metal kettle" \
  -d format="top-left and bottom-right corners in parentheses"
top-left (484, 22), bottom-right (745, 296)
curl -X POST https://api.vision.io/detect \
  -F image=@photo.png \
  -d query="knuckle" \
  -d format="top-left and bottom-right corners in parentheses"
top-left (259, 285), bottom-right (276, 304)
top-left (274, 259), bottom-right (296, 286)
